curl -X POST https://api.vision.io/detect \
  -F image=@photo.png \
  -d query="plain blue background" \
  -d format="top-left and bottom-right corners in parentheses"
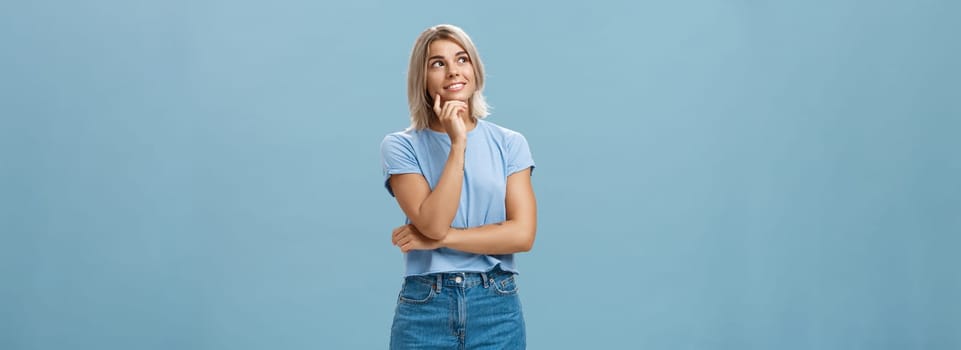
top-left (2, 0), bottom-right (959, 348)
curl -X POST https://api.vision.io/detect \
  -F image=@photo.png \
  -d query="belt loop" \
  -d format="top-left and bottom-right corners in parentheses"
top-left (435, 274), bottom-right (443, 292)
top-left (481, 271), bottom-right (489, 288)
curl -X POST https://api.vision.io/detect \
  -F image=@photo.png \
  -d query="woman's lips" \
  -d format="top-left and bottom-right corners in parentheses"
top-left (445, 82), bottom-right (466, 91)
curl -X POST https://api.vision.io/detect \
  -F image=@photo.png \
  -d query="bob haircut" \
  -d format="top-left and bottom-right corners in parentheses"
top-left (407, 24), bottom-right (490, 130)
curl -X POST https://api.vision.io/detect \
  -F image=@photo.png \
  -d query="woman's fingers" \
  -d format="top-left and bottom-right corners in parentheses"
top-left (394, 224), bottom-right (441, 253)
top-left (392, 225), bottom-right (408, 245)
top-left (396, 235), bottom-right (412, 248)
top-left (439, 100), bottom-right (468, 120)
top-left (453, 102), bottom-right (468, 119)
top-left (448, 100), bottom-right (467, 113)
top-left (441, 101), bottom-right (454, 120)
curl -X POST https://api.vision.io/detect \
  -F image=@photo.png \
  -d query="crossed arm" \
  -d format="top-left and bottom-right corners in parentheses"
top-left (389, 167), bottom-right (537, 255)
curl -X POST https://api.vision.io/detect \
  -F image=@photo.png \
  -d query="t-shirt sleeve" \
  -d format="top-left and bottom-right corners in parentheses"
top-left (380, 134), bottom-right (420, 197)
top-left (506, 132), bottom-right (535, 176)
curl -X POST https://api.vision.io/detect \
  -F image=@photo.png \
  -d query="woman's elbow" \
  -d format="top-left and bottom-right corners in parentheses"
top-left (418, 224), bottom-right (449, 241)
top-left (516, 228), bottom-right (536, 252)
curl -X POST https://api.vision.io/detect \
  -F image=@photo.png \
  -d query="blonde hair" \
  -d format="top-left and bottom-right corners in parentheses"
top-left (407, 24), bottom-right (490, 130)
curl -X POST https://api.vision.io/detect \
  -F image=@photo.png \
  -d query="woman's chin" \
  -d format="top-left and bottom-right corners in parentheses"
top-left (443, 92), bottom-right (473, 102)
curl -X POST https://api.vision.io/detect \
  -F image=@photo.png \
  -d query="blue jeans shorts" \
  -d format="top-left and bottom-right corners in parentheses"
top-left (390, 265), bottom-right (526, 349)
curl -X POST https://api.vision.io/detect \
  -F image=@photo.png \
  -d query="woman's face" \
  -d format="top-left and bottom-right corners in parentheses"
top-left (425, 39), bottom-right (476, 106)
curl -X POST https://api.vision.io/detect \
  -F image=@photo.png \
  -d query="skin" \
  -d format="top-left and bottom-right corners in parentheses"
top-left (388, 39), bottom-right (537, 255)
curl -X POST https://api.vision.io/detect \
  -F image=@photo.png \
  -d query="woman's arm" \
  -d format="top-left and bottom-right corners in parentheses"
top-left (389, 144), bottom-right (464, 240)
top-left (389, 98), bottom-right (469, 240)
top-left (393, 168), bottom-right (537, 254)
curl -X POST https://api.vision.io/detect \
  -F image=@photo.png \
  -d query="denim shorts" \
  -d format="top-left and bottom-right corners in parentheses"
top-left (390, 265), bottom-right (526, 349)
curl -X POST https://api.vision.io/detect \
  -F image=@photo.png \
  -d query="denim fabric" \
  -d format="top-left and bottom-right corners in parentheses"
top-left (390, 266), bottom-right (526, 349)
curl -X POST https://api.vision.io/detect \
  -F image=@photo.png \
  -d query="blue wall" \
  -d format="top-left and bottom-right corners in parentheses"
top-left (2, 0), bottom-right (959, 348)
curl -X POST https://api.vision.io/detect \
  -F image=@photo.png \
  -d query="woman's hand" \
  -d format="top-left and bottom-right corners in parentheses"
top-left (433, 94), bottom-right (468, 144)
top-left (392, 224), bottom-right (443, 253)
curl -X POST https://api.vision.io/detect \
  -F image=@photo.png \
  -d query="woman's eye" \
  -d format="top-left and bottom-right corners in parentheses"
top-left (430, 61), bottom-right (444, 68)
top-left (458, 57), bottom-right (469, 63)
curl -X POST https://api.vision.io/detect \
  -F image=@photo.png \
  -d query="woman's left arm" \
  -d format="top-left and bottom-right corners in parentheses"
top-left (392, 168), bottom-right (536, 255)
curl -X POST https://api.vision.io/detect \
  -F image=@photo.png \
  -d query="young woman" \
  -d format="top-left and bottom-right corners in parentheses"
top-left (380, 24), bottom-right (537, 349)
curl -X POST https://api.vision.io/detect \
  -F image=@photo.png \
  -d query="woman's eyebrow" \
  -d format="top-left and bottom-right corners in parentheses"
top-left (428, 51), bottom-right (468, 61)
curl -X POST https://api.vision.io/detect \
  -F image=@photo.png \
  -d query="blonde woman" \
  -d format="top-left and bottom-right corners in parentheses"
top-left (381, 24), bottom-right (537, 349)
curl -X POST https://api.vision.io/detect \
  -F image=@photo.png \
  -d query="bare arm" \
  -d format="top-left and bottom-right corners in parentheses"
top-left (389, 98), bottom-right (468, 240)
top-left (393, 168), bottom-right (537, 254)
top-left (389, 145), bottom-right (463, 240)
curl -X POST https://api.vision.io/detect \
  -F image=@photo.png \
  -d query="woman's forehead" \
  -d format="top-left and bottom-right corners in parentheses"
top-left (428, 39), bottom-right (466, 56)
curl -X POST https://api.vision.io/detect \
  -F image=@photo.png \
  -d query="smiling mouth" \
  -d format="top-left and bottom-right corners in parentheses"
top-left (444, 82), bottom-right (466, 91)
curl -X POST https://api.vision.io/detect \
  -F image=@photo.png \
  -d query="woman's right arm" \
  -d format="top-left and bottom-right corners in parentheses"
top-left (389, 98), bottom-right (468, 240)
top-left (389, 143), bottom-right (463, 240)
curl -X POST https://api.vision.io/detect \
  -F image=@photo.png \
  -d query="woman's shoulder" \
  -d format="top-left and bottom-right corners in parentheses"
top-left (382, 126), bottom-right (425, 142)
top-left (381, 127), bottom-right (418, 150)
top-left (478, 119), bottom-right (525, 137)
top-left (478, 119), bottom-right (528, 144)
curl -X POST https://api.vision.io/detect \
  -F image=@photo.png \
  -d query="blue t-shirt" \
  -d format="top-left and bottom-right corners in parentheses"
top-left (381, 119), bottom-right (535, 276)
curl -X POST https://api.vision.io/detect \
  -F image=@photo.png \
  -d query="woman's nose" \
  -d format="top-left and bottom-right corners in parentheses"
top-left (447, 67), bottom-right (461, 78)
